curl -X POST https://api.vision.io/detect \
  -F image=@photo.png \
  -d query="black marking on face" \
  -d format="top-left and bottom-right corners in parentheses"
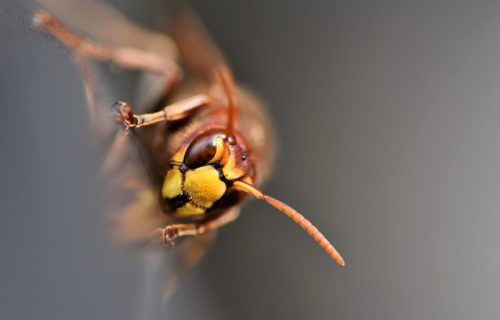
top-left (165, 194), bottom-right (189, 210)
top-left (215, 167), bottom-right (231, 185)
top-left (211, 189), bottom-right (247, 211)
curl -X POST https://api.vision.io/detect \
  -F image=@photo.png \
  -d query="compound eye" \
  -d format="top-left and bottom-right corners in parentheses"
top-left (184, 131), bottom-right (226, 168)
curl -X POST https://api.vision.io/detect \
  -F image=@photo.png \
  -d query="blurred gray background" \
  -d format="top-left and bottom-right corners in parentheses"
top-left (2, 0), bottom-right (500, 319)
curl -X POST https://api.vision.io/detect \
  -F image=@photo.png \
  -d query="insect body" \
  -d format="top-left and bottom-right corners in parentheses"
top-left (33, 5), bottom-right (345, 267)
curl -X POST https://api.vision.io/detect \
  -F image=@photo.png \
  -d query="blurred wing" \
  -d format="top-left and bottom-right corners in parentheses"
top-left (162, 232), bottom-right (218, 302)
top-left (169, 6), bottom-right (239, 136)
top-left (73, 56), bottom-right (168, 244)
top-left (170, 5), bottom-right (229, 83)
top-left (33, 3), bottom-right (169, 242)
top-left (34, 0), bottom-right (217, 304)
top-left (102, 130), bottom-right (169, 244)
top-left (72, 55), bottom-right (124, 140)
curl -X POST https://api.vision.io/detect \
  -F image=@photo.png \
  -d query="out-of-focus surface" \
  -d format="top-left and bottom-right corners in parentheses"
top-left (2, 0), bottom-right (500, 319)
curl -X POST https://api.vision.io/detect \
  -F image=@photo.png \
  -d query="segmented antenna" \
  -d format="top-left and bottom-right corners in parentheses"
top-left (232, 180), bottom-right (345, 266)
top-left (216, 67), bottom-right (237, 137)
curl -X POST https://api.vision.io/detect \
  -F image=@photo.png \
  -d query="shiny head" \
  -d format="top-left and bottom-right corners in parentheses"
top-left (161, 128), bottom-right (254, 217)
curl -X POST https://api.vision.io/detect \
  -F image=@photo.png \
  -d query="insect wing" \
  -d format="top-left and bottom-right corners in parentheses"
top-left (169, 5), bottom-right (229, 83)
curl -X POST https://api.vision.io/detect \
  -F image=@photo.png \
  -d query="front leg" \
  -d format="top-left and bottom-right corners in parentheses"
top-left (157, 208), bottom-right (240, 248)
top-left (33, 10), bottom-right (181, 94)
top-left (114, 94), bottom-right (211, 129)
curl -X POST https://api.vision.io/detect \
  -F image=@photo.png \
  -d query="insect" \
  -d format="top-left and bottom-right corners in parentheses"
top-left (33, 1), bottom-right (345, 269)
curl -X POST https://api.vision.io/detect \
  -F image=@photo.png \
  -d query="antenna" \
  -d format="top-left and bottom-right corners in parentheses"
top-left (232, 180), bottom-right (345, 266)
top-left (216, 67), bottom-right (237, 137)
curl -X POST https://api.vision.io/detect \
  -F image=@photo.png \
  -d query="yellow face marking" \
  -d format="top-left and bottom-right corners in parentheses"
top-left (209, 136), bottom-right (226, 164)
top-left (175, 202), bottom-right (206, 217)
top-left (184, 166), bottom-right (227, 208)
top-left (171, 145), bottom-right (188, 163)
top-left (221, 153), bottom-right (245, 180)
top-left (161, 167), bottom-right (183, 199)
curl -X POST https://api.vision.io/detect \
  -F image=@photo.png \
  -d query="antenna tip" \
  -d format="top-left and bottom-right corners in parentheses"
top-left (326, 245), bottom-right (346, 267)
top-left (337, 257), bottom-right (346, 267)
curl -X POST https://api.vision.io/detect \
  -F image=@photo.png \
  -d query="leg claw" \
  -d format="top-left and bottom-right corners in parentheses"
top-left (159, 225), bottom-right (178, 249)
top-left (112, 101), bottom-right (139, 128)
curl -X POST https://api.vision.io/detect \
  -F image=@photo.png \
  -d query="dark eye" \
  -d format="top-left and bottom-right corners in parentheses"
top-left (184, 131), bottom-right (225, 168)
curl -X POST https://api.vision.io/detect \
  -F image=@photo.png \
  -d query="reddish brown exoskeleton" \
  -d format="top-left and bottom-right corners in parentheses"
top-left (33, 1), bottom-right (345, 272)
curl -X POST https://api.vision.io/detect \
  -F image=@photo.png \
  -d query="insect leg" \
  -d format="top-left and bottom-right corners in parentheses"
top-left (33, 10), bottom-right (181, 91)
top-left (114, 94), bottom-right (211, 129)
top-left (157, 208), bottom-right (240, 248)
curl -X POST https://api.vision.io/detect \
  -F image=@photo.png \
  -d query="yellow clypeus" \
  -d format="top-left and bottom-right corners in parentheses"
top-left (184, 166), bottom-right (226, 209)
